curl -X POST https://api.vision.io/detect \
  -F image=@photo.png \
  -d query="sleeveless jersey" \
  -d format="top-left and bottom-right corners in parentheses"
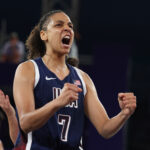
top-left (14, 57), bottom-right (86, 150)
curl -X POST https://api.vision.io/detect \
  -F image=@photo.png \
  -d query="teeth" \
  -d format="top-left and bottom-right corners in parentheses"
top-left (64, 35), bottom-right (70, 39)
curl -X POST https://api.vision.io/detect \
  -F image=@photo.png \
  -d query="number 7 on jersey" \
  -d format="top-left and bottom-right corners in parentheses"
top-left (58, 114), bottom-right (71, 142)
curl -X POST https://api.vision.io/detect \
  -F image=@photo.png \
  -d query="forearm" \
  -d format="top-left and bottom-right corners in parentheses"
top-left (101, 111), bottom-right (129, 139)
top-left (0, 140), bottom-right (4, 150)
top-left (7, 114), bottom-right (19, 145)
top-left (20, 99), bottom-right (60, 134)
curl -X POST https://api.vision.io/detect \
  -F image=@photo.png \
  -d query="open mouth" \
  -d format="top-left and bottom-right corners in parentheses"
top-left (62, 35), bottom-right (71, 45)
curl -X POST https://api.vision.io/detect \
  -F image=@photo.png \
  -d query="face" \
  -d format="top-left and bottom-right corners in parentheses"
top-left (41, 12), bottom-right (74, 55)
top-left (10, 37), bottom-right (18, 46)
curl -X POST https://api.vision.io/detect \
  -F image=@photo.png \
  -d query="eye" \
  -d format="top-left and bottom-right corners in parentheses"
top-left (68, 23), bottom-right (73, 29)
top-left (69, 25), bottom-right (73, 29)
top-left (55, 24), bottom-right (62, 27)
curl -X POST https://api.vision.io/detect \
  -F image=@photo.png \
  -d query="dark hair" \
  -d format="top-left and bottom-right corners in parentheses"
top-left (26, 10), bottom-right (65, 59)
top-left (66, 57), bottom-right (79, 67)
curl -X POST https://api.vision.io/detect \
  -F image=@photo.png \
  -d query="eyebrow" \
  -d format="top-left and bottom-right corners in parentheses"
top-left (55, 20), bottom-right (73, 26)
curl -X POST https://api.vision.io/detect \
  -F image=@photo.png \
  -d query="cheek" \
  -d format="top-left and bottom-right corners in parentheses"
top-left (48, 32), bottom-right (58, 42)
top-left (52, 30), bottom-right (61, 41)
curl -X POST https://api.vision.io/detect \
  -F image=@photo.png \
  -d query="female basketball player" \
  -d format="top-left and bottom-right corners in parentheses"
top-left (13, 10), bottom-right (136, 150)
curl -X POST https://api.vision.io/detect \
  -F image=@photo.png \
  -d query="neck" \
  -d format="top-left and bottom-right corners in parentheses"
top-left (42, 52), bottom-right (67, 70)
top-left (42, 52), bottom-right (70, 80)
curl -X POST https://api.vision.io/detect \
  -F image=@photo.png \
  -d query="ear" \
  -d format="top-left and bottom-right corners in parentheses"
top-left (40, 30), bottom-right (48, 41)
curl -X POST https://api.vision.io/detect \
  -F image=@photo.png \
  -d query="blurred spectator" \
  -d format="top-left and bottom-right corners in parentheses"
top-left (0, 32), bottom-right (25, 63)
top-left (69, 39), bottom-right (79, 59)
top-left (69, 31), bottom-right (80, 60)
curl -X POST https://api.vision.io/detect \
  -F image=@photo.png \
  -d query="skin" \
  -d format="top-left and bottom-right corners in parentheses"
top-left (0, 90), bottom-right (19, 144)
top-left (0, 140), bottom-right (4, 150)
top-left (13, 12), bottom-right (136, 139)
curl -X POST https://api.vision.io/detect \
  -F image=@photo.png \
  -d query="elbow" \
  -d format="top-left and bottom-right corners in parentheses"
top-left (20, 115), bottom-right (31, 134)
top-left (100, 129), bottom-right (112, 139)
top-left (100, 129), bottom-right (114, 139)
top-left (98, 124), bottom-right (113, 139)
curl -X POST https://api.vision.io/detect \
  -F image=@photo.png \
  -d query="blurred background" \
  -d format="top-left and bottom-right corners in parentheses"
top-left (0, 0), bottom-right (150, 150)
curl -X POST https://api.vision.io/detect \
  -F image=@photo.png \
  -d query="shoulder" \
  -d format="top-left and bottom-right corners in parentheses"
top-left (3, 41), bottom-right (10, 46)
top-left (75, 69), bottom-right (98, 100)
top-left (17, 60), bottom-right (34, 72)
top-left (2, 42), bottom-right (10, 51)
top-left (17, 41), bottom-right (24, 46)
top-left (15, 60), bottom-right (35, 81)
top-left (74, 67), bottom-right (91, 81)
top-left (74, 67), bottom-right (94, 88)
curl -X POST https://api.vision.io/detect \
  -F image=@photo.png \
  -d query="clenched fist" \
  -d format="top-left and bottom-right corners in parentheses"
top-left (118, 92), bottom-right (137, 117)
top-left (57, 83), bottom-right (82, 108)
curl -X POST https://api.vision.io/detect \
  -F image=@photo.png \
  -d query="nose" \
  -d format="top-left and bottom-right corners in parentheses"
top-left (64, 28), bottom-right (70, 32)
top-left (63, 24), bottom-right (73, 33)
top-left (64, 26), bottom-right (71, 32)
top-left (64, 28), bottom-right (74, 37)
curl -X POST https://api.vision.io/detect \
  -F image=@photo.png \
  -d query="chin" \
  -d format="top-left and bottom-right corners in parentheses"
top-left (56, 49), bottom-right (70, 56)
top-left (61, 47), bottom-right (71, 54)
top-left (62, 49), bottom-right (70, 55)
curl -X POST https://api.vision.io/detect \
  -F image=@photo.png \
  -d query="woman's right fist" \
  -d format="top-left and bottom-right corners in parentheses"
top-left (57, 83), bottom-right (82, 108)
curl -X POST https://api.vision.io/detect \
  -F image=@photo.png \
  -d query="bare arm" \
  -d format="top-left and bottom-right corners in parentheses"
top-left (0, 140), bottom-right (4, 150)
top-left (82, 71), bottom-right (136, 139)
top-left (0, 90), bottom-right (19, 144)
top-left (13, 61), bottom-right (82, 134)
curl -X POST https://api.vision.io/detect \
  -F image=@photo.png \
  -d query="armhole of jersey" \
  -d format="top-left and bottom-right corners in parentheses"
top-left (26, 132), bottom-right (32, 150)
top-left (30, 60), bottom-right (40, 88)
top-left (74, 67), bottom-right (87, 96)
